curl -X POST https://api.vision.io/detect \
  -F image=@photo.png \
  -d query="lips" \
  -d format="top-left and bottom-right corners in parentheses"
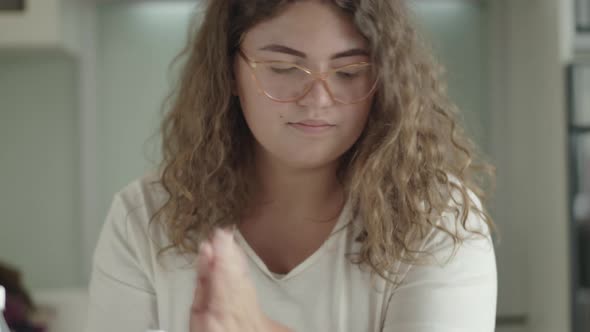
top-left (287, 119), bottom-right (335, 134)
top-left (289, 119), bottom-right (334, 127)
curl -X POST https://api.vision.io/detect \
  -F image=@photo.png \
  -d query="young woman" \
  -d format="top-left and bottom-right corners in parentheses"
top-left (86, 1), bottom-right (497, 331)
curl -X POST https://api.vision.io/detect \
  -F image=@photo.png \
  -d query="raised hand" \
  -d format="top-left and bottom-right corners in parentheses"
top-left (189, 229), bottom-right (291, 332)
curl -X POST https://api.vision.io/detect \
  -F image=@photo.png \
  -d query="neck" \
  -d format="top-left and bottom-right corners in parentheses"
top-left (247, 148), bottom-right (344, 222)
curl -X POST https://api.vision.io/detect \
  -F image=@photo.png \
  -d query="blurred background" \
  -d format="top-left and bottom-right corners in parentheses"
top-left (0, 0), bottom-right (587, 331)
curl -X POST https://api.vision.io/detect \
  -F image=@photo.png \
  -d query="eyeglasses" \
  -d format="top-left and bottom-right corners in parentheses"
top-left (237, 48), bottom-right (378, 104)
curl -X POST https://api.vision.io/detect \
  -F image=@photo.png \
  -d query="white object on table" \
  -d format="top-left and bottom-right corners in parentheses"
top-left (0, 285), bottom-right (11, 332)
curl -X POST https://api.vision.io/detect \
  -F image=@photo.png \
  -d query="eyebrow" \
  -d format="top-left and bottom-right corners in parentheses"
top-left (258, 44), bottom-right (369, 60)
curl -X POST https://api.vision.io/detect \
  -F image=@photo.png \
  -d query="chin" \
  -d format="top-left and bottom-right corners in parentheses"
top-left (276, 150), bottom-right (342, 171)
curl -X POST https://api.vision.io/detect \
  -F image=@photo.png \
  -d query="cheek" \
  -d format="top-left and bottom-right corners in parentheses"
top-left (238, 86), bottom-right (286, 146)
top-left (339, 102), bottom-right (372, 142)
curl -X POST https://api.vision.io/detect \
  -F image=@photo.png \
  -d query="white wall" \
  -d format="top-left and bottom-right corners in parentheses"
top-left (0, 0), bottom-right (86, 55)
top-left (489, 0), bottom-right (570, 331)
top-left (94, 1), bottom-right (196, 247)
top-left (0, 0), bottom-right (60, 48)
top-left (410, 0), bottom-right (490, 151)
top-left (0, 52), bottom-right (83, 289)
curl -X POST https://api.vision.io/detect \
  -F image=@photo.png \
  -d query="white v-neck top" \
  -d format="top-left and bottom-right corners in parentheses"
top-left (86, 175), bottom-right (497, 332)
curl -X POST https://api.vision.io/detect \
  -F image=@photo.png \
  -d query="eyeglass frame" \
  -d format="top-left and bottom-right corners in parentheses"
top-left (236, 48), bottom-right (379, 105)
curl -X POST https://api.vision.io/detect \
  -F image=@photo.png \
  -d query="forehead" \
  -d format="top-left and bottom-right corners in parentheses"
top-left (241, 1), bottom-right (368, 61)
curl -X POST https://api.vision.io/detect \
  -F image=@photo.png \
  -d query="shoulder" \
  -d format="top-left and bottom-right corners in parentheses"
top-left (93, 171), bottom-right (173, 278)
top-left (107, 170), bottom-right (169, 236)
top-left (384, 184), bottom-right (497, 331)
top-left (425, 188), bottom-right (494, 269)
top-left (394, 177), bottom-right (495, 282)
top-left (87, 172), bottom-right (177, 332)
top-left (112, 170), bottom-right (168, 221)
top-left (438, 177), bottom-right (491, 238)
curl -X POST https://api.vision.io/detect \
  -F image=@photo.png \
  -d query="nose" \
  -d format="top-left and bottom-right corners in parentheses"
top-left (296, 79), bottom-right (335, 108)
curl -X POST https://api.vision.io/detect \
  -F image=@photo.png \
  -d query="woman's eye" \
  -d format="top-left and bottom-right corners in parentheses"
top-left (336, 71), bottom-right (359, 79)
top-left (335, 65), bottom-right (371, 79)
top-left (271, 66), bottom-right (297, 74)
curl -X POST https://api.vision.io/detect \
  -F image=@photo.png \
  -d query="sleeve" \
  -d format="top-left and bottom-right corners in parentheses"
top-left (382, 194), bottom-right (498, 332)
top-left (85, 194), bottom-right (158, 332)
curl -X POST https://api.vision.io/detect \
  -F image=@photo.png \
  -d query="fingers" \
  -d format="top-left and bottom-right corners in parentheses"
top-left (192, 229), bottom-right (239, 312)
top-left (190, 228), bottom-right (265, 332)
top-left (191, 241), bottom-right (214, 314)
top-left (211, 229), bottom-right (239, 271)
top-left (208, 229), bottom-right (237, 307)
top-left (209, 229), bottom-right (254, 308)
top-left (193, 228), bottom-right (253, 315)
top-left (198, 240), bottom-right (214, 278)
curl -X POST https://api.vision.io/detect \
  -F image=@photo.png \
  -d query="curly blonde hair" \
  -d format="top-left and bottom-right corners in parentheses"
top-left (154, 0), bottom-right (495, 280)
